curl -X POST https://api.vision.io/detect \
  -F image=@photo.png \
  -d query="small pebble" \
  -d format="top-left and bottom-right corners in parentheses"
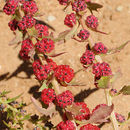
top-left (116, 6), bottom-right (123, 12)
top-left (47, 15), bottom-right (56, 22)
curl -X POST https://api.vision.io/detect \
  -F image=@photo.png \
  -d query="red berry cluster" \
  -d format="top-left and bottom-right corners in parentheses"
top-left (92, 62), bottom-right (112, 78)
top-left (41, 88), bottom-right (56, 105)
top-left (80, 123), bottom-right (100, 130)
top-left (35, 38), bottom-right (54, 54)
top-left (57, 120), bottom-right (75, 130)
top-left (54, 65), bottom-right (74, 84)
top-left (80, 50), bottom-right (95, 65)
top-left (115, 113), bottom-right (125, 123)
top-left (64, 13), bottom-right (76, 28)
top-left (8, 19), bottom-right (18, 31)
top-left (20, 39), bottom-right (34, 60)
top-left (93, 42), bottom-right (108, 54)
top-left (56, 90), bottom-right (74, 108)
top-left (77, 29), bottom-right (90, 40)
top-left (74, 102), bottom-right (90, 121)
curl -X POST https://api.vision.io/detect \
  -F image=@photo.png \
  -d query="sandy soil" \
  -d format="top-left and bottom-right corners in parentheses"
top-left (0, 0), bottom-right (130, 129)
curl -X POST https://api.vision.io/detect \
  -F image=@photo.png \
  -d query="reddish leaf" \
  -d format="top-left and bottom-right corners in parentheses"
top-left (49, 52), bottom-right (67, 57)
top-left (31, 97), bottom-right (57, 117)
top-left (82, 104), bottom-right (114, 124)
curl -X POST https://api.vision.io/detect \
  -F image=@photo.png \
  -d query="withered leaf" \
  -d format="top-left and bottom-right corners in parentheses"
top-left (31, 97), bottom-right (57, 117)
top-left (82, 104), bottom-right (114, 124)
top-left (65, 103), bottom-right (83, 116)
top-left (49, 52), bottom-right (67, 57)
top-left (87, 2), bottom-right (103, 13)
top-left (119, 85), bottom-right (130, 95)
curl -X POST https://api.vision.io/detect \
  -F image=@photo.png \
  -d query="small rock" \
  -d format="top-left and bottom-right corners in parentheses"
top-left (116, 6), bottom-right (123, 12)
top-left (47, 15), bottom-right (56, 22)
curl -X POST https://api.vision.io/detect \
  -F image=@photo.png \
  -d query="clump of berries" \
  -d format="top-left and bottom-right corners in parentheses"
top-left (93, 42), bottom-right (108, 54)
top-left (20, 39), bottom-right (34, 60)
top-left (86, 15), bottom-right (98, 29)
top-left (41, 88), bottom-right (56, 105)
top-left (64, 13), bottom-right (76, 28)
top-left (115, 113), bottom-right (125, 123)
top-left (35, 38), bottom-right (54, 54)
top-left (8, 19), bottom-right (18, 31)
top-left (80, 50), bottom-right (95, 65)
top-left (77, 29), bottom-right (90, 40)
top-left (56, 90), bottom-right (74, 108)
top-left (57, 120), bottom-right (75, 130)
top-left (80, 123), bottom-right (100, 130)
top-left (54, 65), bottom-right (74, 84)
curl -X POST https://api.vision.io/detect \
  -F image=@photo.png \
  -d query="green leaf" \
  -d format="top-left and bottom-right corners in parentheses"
top-left (127, 112), bottom-right (130, 120)
top-left (97, 76), bottom-right (111, 89)
top-left (119, 85), bottom-right (130, 95)
top-left (87, 2), bottom-right (103, 13)
top-left (21, 114), bottom-right (31, 121)
top-left (39, 82), bottom-right (48, 92)
top-left (0, 90), bottom-right (11, 97)
top-left (5, 93), bottom-right (23, 104)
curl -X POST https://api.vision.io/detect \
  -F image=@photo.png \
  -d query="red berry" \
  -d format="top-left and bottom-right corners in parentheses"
top-left (18, 15), bottom-right (36, 30)
top-left (80, 124), bottom-right (100, 130)
top-left (58, 0), bottom-right (70, 5)
top-left (54, 65), bottom-right (74, 83)
top-left (56, 90), bottom-right (74, 108)
top-left (3, 0), bottom-right (18, 15)
top-left (20, 39), bottom-right (34, 60)
top-left (72, 0), bottom-right (87, 12)
top-left (22, 0), bottom-right (38, 15)
top-left (92, 62), bottom-right (112, 77)
top-left (41, 88), bottom-right (56, 105)
top-left (86, 15), bottom-right (98, 29)
top-left (115, 113), bottom-right (125, 123)
top-left (80, 50), bottom-right (95, 65)
top-left (35, 24), bottom-right (49, 38)
top-left (74, 102), bottom-right (90, 121)
top-left (64, 13), bottom-right (76, 28)
top-left (77, 29), bottom-right (90, 40)
top-left (35, 38), bottom-right (54, 54)
top-left (92, 104), bottom-right (107, 113)
top-left (110, 89), bottom-right (117, 96)
top-left (57, 120), bottom-right (75, 130)
top-left (8, 19), bottom-right (18, 31)
top-left (93, 42), bottom-right (108, 54)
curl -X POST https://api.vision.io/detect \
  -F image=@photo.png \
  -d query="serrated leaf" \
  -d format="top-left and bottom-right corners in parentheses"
top-left (31, 97), bottom-right (57, 117)
top-left (39, 82), bottom-right (48, 92)
top-left (97, 76), bottom-right (111, 89)
top-left (127, 112), bottom-right (130, 120)
top-left (5, 93), bottom-right (23, 104)
top-left (107, 40), bottom-right (130, 54)
top-left (9, 30), bottom-right (23, 45)
top-left (87, 2), bottom-right (103, 13)
top-left (81, 104), bottom-right (114, 124)
top-left (119, 85), bottom-right (130, 95)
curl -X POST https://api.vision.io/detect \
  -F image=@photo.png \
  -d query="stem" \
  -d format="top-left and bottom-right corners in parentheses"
top-left (104, 89), bottom-right (119, 130)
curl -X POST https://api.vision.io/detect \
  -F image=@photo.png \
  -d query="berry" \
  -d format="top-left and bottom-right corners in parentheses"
top-left (57, 120), bottom-right (75, 130)
top-left (58, 0), bottom-right (70, 5)
top-left (77, 29), bottom-right (90, 40)
top-left (115, 113), bottom-right (125, 123)
top-left (80, 124), bottom-right (100, 130)
top-left (64, 13), bottom-right (76, 28)
top-left (35, 24), bottom-right (49, 38)
top-left (35, 38), bottom-right (54, 54)
top-left (92, 62), bottom-right (112, 77)
top-left (92, 104), bottom-right (107, 114)
top-left (56, 90), bottom-right (74, 108)
top-left (93, 42), bottom-right (108, 54)
top-left (74, 102), bottom-right (90, 121)
top-left (54, 65), bottom-right (74, 83)
top-left (86, 15), bottom-right (98, 29)
top-left (110, 89), bottom-right (117, 96)
top-left (22, 0), bottom-right (38, 15)
top-left (80, 50), bottom-right (95, 65)
top-left (32, 60), bottom-right (51, 81)
top-left (72, 0), bottom-right (87, 12)
top-left (41, 88), bottom-right (56, 105)
top-left (18, 15), bottom-right (36, 30)
top-left (8, 19), bottom-right (18, 31)
top-left (19, 39), bottom-right (34, 60)
top-left (3, 0), bottom-right (18, 15)
top-left (46, 58), bottom-right (58, 71)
